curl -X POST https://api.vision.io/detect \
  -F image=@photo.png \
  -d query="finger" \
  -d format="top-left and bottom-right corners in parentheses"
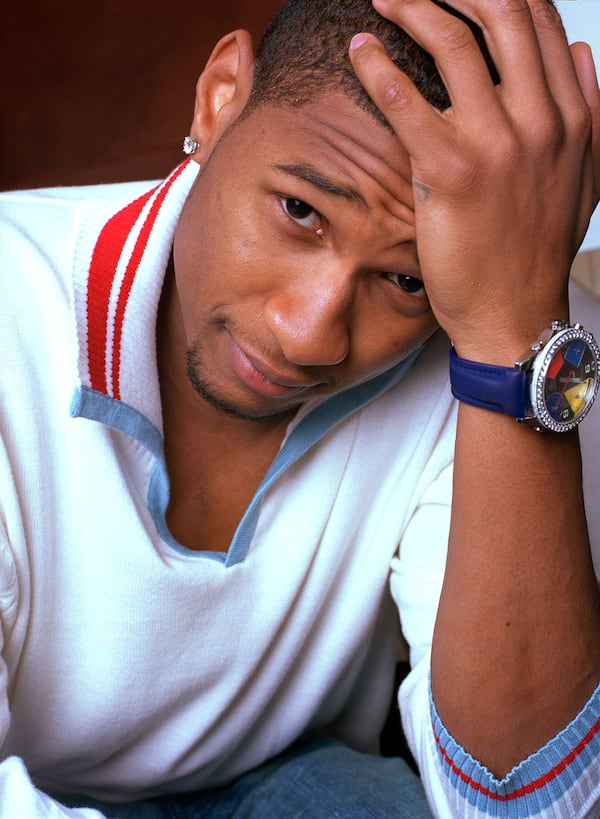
top-left (348, 32), bottom-right (453, 163)
top-left (572, 42), bottom-right (600, 111)
top-left (441, 0), bottom-right (557, 112)
top-left (371, 0), bottom-right (505, 121)
top-left (525, 1), bottom-right (589, 114)
top-left (571, 41), bottom-right (600, 204)
top-left (450, 0), bottom-right (588, 124)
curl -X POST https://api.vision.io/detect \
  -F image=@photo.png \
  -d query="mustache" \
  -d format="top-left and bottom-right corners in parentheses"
top-left (214, 316), bottom-right (336, 389)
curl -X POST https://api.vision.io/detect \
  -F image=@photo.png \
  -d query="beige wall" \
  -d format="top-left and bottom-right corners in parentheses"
top-left (573, 250), bottom-right (600, 297)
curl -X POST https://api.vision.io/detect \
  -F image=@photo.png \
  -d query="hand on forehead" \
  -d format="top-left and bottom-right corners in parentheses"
top-left (348, 0), bottom-right (598, 362)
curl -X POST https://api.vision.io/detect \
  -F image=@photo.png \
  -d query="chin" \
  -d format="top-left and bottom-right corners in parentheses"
top-left (187, 364), bottom-right (298, 425)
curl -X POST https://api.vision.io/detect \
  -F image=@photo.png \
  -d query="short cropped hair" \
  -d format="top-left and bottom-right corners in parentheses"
top-left (246, 0), bottom-right (549, 123)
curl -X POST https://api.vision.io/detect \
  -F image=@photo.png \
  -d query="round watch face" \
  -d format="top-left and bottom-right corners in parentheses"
top-left (533, 327), bottom-right (600, 432)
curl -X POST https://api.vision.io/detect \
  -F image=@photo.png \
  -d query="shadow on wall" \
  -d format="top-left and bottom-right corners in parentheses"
top-left (0, 0), bottom-right (282, 191)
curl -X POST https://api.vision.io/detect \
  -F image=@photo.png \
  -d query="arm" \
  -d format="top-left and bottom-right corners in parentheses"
top-left (0, 757), bottom-right (106, 819)
top-left (0, 529), bottom-right (106, 819)
top-left (351, 0), bottom-right (600, 794)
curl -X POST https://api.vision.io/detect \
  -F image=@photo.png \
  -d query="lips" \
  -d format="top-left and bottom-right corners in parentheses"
top-left (227, 333), bottom-right (322, 399)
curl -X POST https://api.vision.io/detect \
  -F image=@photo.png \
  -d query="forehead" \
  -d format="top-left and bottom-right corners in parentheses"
top-left (224, 91), bottom-right (415, 219)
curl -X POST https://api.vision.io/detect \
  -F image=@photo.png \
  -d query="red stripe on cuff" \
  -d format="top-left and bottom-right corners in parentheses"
top-left (434, 712), bottom-right (600, 803)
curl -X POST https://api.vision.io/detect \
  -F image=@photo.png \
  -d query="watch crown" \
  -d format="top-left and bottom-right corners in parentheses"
top-left (516, 326), bottom-right (554, 368)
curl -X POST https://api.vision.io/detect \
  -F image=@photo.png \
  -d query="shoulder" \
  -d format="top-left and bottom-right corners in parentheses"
top-left (0, 180), bottom-right (159, 294)
top-left (0, 180), bottom-right (159, 243)
top-left (0, 179), bottom-right (159, 207)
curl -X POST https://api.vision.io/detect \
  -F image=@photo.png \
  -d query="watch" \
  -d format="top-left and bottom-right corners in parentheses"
top-left (449, 321), bottom-right (600, 432)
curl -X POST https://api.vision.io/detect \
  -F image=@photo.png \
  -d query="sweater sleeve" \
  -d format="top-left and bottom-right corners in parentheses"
top-left (0, 756), bottom-right (106, 819)
top-left (0, 529), bottom-right (106, 819)
top-left (391, 463), bottom-right (600, 818)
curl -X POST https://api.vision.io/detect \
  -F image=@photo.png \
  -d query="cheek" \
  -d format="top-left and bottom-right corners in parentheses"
top-left (353, 312), bottom-right (439, 373)
top-left (173, 223), bottom-right (280, 339)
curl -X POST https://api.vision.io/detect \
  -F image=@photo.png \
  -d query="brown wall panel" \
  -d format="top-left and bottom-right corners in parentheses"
top-left (1, 1), bottom-right (283, 190)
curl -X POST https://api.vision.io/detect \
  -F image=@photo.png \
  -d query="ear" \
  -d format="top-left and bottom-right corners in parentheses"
top-left (188, 30), bottom-right (255, 163)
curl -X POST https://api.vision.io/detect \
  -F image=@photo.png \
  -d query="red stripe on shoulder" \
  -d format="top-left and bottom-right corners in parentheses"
top-left (111, 161), bottom-right (189, 400)
top-left (86, 189), bottom-right (156, 394)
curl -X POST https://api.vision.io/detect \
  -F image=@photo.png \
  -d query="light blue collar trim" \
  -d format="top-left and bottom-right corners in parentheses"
top-left (70, 386), bottom-right (163, 457)
top-left (70, 347), bottom-right (421, 565)
top-left (225, 348), bottom-right (420, 566)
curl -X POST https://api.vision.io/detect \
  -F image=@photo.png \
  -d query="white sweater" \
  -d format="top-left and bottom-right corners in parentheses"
top-left (0, 161), bottom-right (598, 818)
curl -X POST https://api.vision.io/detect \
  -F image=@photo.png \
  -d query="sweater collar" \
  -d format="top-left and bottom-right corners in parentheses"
top-left (71, 159), bottom-right (200, 433)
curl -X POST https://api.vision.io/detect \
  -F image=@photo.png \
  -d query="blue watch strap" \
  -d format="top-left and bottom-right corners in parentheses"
top-left (448, 347), bottom-right (529, 418)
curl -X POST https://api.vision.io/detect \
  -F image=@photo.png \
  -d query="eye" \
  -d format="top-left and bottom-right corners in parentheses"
top-left (384, 272), bottom-right (427, 299)
top-left (281, 197), bottom-right (323, 233)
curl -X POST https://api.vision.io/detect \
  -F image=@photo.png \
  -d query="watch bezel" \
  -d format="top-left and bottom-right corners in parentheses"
top-left (528, 326), bottom-right (600, 432)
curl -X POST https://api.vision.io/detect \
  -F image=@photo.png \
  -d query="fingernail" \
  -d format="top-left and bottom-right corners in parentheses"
top-left (350, 33), bottom-right (369, 50)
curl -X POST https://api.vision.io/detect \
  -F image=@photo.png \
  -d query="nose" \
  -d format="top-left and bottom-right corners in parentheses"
top-left (264, 274), bottom-right (353, 367)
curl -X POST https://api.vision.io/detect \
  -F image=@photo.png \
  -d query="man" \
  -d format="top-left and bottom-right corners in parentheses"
top-left (0, 0), bottom-right (599, 816)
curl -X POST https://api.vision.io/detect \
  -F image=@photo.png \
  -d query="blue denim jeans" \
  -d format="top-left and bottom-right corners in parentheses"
top-left (56, 738), bottom-right (432, 818)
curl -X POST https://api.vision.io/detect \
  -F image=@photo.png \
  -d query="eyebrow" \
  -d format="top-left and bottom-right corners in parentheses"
top-left (273, 162), bottom-right (367, 209)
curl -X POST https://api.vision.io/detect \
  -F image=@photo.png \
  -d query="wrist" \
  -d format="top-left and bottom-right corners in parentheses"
top-left (449, 321), bottom-right (600, 433)
top-left (442, 299), bottom-right (570, 366)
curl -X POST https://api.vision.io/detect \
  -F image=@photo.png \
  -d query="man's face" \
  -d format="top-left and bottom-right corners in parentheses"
top-left (172, 90), bottom-right (438, 422)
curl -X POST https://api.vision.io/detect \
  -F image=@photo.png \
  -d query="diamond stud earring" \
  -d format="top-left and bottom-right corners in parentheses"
top-left (183, 136), bottom-right (200, 155)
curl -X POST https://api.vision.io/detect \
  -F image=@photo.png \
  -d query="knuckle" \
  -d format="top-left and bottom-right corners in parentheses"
top-left (491, 0), bottom-right (536, 31)
top-left (493, 0), bottom-right (530, 16)
top-left (453, 159), bottom-right (479, 191)
top-left (523, 95), bottom-right (592, 153)
top-left (570, 105), bottom-right (593, 145)
top-left (434, 18), bottom-right (475, 59)
top-left (487, 130), bottom-right (520, 172)
top-left (441, 147), bottom-right (482, 191)
top-left (494, 127), bottom-right (519, 157)
top-left (378, 76), bottom-right (409, 110)
top-left (528, 0), bottom-right (563, 32)
top-left (527, 111), bottom-right (564, 150)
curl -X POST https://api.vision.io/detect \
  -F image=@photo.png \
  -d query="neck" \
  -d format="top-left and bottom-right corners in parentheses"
top-left (156, 260), bottom-right (293, 552)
